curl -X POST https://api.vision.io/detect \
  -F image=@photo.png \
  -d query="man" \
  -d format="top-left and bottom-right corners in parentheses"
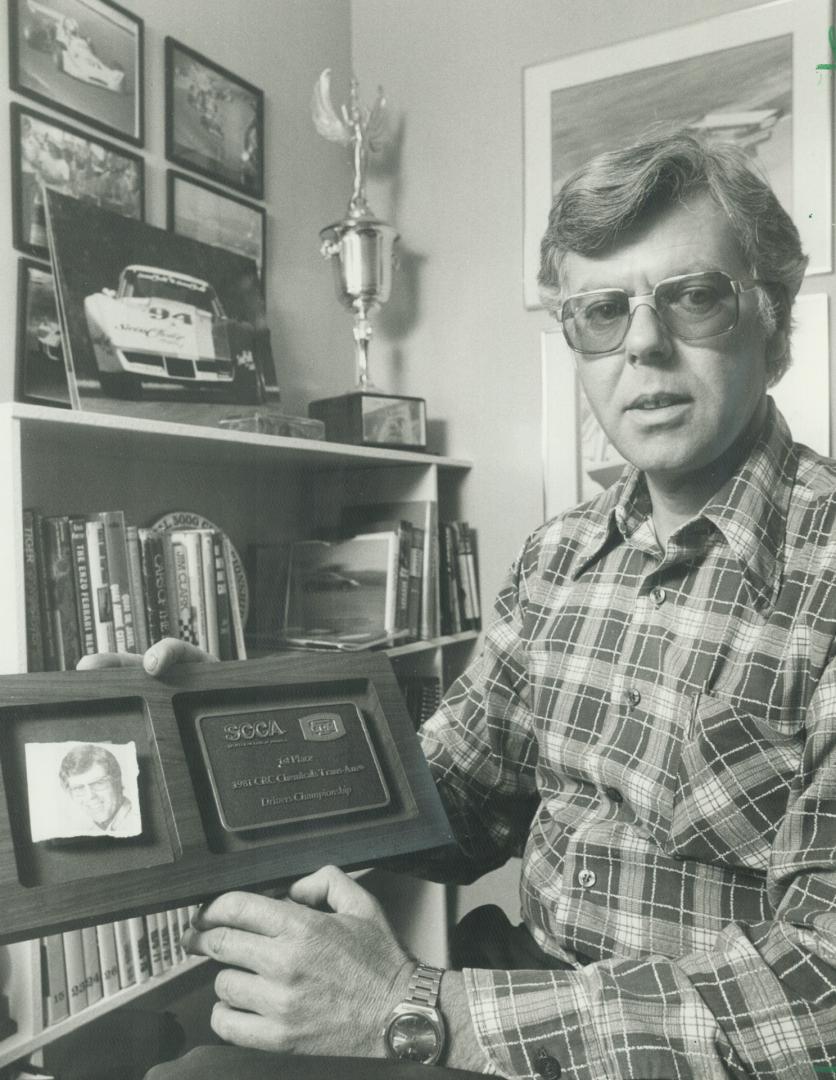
top-left (86, 131), bottom-right (836, 1078)
top-left (59, 743), bottom-right (137, 836)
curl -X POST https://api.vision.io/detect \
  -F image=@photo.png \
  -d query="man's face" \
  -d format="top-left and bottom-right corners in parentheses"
top-left (561, 193), bottom-right (780, 485)
top-left (66, 764), bottom-right (122, 828)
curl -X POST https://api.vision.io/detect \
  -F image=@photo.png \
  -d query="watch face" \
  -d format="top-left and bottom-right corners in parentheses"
top-left (388, 1012), bottom-right (441, 1063)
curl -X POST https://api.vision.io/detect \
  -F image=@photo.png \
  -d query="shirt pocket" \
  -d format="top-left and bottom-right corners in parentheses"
top-left (663, 693), bottom-right (802, 873)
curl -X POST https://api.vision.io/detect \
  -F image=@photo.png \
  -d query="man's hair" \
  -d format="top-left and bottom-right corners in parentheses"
top-left (538, 130), bottom-right (808, 385)
top-left (59, 743), bottom-right (122, 790)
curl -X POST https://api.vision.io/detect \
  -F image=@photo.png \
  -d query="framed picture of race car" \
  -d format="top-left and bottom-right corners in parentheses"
top-left (167, 170), bottom-right (266, 286)
top-left (165, 37), bottom-right (264, 200)
top-left (11, 103), bottom-right (144, 259)
top-left (15, 256), bottom-right (71, 407)
top-left (8, 0), bottom-right (144, 146)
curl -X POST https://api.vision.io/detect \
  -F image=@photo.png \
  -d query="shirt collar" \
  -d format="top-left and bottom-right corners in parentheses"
top-left (570, 398), bottom-right (797, 612)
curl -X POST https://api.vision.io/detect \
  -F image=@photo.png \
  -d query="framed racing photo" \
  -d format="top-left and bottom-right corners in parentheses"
top-left (165, 37), bottom-right (264, 200)
top-left (11, 102), bottom-right (144, 259)
top-left (15, 256), bottom-right (71, 407)
top-left (8, 0), bottom-right (144, 146)
top-left (167, 170), bottom-right (266, 286)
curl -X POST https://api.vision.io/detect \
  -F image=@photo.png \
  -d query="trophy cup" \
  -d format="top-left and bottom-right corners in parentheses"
top-left (307, 69), bottom-right (427, 450)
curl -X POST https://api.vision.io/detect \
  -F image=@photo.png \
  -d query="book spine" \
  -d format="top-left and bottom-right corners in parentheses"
top-left (167, 534), bottom-right (196, 645)
top-left (43, 516), bottom-right (82, 671)
top-left (383, 531), bottom-right (400, 634)
top-left (95, 922), bottom-right (121, 998)
top-left (62, 929), bottom-right (88, 1015)
top-left (125, 525), bottom-right (149, 654)
top-left (112, 919), bottom-right (136, 989)
top-left (145, 914), bottom-right (162, 977)
top-left (224, 536), bottom-right (247, 659)
top-left (69, 517), bottom-right (97, 656)
top-left (422, 502), bottom-right (440, 639)
top-left (407, 524), bottom-right (424, 641)
top-left (213, 532), bottom-right (234, 660)
top-left (126, 915), bottom-right (151, 984)
top-left (178, 530), bottom-right (209, 650)
top-left (177, 907), bottom-right (192, 948)
top-left (463, 524), bottom-right (481, 627)
top-left (40, 934), bottom-right (69, 1025)
top-left (85, 519), bottom-right (116, 652)
top-left (165, 907), bottom-right (183, 964)
top-left (396, 522), bottom-right (411, 633)
top-left (98, 510), bottom-right (134, 652)
top-left (156, 910), bottom-right (173, 970)
top-left (199, 530), bottom-right (220, 659)
top-left (80, 925), bottom-right (103, 1006)
top-left (22, 510), bottom-right (45, 672)
top-left (138, 528), bottom-right (162, 647)
top-left (33, 513), bottom-right (57, 670)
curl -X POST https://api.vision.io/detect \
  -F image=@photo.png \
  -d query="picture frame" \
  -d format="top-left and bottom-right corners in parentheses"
top-left (11, 102), bottom-right (144, 259)
top-left (523, 0), bottom-right (834, 308)
top-left (15, 256), bottom-right (71, 408)
top-left (8, 0), bottom-right (144, 146)
top-left (165, 37), bottom-right (264, 199)
top-left (167, 169), bottom-right (265, 285)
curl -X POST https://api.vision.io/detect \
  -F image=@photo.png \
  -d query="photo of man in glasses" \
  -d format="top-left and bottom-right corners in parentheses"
top-left (58, 743), bottom-right (139, 836)
top-left (91, 129), bottom-right (836, 1079)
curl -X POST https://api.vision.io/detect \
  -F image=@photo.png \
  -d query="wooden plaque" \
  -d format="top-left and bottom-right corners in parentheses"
top-left (0, 653), bottom-right (454, 943)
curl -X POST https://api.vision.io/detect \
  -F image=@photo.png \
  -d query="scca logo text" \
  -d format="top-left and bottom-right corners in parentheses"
top-left (223, 720), bottom-right (287, 741)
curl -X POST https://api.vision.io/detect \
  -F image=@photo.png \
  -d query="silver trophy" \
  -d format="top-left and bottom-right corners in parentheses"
top-left (312, 69), bottom-right (399, 391)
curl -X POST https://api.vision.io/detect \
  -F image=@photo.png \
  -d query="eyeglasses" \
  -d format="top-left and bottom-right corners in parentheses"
top-left (67, 776), bottom-right (115, 799)
top-left (558, 270), bottom-right (766, 356)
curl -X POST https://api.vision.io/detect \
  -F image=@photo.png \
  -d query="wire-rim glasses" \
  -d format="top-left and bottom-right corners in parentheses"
top-left (558, 270), bottom-right (766, 357)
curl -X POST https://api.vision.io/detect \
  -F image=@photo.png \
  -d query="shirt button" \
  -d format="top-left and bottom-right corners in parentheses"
top-left (534, 1048), bottom-right (562, 1079)
top-left (578, 868), bottom-right (596, 888)
top-left (604, 786), bottom-right (623, 803)
top-left (650, 586), bottom-right (667, 606)
top-left (626, 688), bottom-right (642, 707)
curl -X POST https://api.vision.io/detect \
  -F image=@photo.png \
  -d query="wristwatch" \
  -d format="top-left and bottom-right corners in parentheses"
top-left (383, 961), bottom-right (446, 1065)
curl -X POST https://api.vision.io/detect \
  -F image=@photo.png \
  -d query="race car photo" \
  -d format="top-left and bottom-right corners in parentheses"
top-left (22, 1), bottom-right (126, 93)
top-left (83, 264), bottom-right (252, 398)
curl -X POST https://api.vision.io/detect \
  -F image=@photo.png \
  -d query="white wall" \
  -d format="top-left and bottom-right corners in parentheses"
top-left (0, 0), bottom-right (356, 416)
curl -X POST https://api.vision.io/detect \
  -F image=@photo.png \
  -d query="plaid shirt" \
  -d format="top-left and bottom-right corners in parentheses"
top-left (420, 400), bottom-right (836, 1079)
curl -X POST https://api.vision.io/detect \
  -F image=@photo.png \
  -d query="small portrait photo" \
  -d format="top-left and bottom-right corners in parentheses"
top-left (165, 37), bottom-right (264, 198)
top-left (167, 170), bottom-right (265, 284)
top-left (15, 257), bottom-right (71, 407)
top-left (12, 103), bottom-right (144, 259)
top-left (8, 0), bottom-right (144, 145)
top-left (25, 739), bottom-right (142, 841)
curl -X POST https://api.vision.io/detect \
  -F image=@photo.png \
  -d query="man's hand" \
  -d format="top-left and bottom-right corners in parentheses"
top-left (77, 637), bottom-right (218, 676)
top-left (182, 866), bottom-right (414, 1057)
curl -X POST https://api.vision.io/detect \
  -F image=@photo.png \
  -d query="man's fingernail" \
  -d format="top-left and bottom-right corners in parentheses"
top-left (145, 652), bottom-right (158, 671)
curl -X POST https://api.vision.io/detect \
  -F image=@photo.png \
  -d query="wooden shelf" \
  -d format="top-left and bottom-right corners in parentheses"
top-left (3, 403), bottom-right (472, 472)
top-left (0, 957), bottom-right (207, 1070)
top-left (387, 630), bottom-right (480, 658)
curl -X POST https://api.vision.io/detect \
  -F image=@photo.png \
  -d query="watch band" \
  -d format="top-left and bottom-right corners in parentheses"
top-left (407, 962), bottom-right (443, 1009)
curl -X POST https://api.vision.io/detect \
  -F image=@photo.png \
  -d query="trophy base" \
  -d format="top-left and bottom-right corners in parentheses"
top-left (309, 391), bottom-right (427, 451)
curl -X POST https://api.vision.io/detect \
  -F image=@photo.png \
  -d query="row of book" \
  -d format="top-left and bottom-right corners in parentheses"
top-left (438, 520), bottom-right (481, 637)
top-left (23, 509), bottom-right (247, 672)
top-left (38, 905), bottom-right (201, 1030)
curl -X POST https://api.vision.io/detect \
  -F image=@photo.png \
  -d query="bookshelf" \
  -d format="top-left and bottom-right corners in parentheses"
top-left (0, 401), bottom-right (479, 1072)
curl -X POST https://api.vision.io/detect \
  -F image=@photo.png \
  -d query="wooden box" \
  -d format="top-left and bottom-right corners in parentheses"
top-left (0, 652), bottom-right (453, 943)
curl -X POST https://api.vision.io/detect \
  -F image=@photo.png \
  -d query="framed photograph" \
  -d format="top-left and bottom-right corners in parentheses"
top-left (8, 0), bottom-right (144, 145)
top-left (11, 102), bottom-right (144, 259)
top-left (167, 169), bottom-right (265, 284)
top-left (523, 0), bottom-right (834, 307)
top-left (15, 256), bottom-right (71, 407)
top-left (165, 37), bottom-right (264, 199)
top-left (24, 740), bottom-right (141, 841)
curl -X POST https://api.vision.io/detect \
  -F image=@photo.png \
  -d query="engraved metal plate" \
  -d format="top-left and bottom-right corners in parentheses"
top-left (195, 701), bottom-right (390, 832)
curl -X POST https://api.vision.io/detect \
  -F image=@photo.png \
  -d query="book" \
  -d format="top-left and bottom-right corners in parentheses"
top-left (199, 529), bottom-right (220, 659)
top-left (165, 531), bottom-right (196, 645)
top-left (62, 928), bottom-right (88, 1015)
top-left (22, 510), bottom-right (45, 672)
top-left (126, 525), bottom-right (150, 653)
top-left (40, 934), bottom-right (69, 1025)
top-left (69, 516), bottom-right (97, 657)
top-left (32, 512), bottom-right (57, 670)
top-left (212, 531), bottom-right (234, 660)
top-left (138, 528), bottom-right (170, 643)
top-left (285, 533), bottom-right (400, 639)
top-left (112, 919), bottom-right (136, 989)
top-left (98, 510), bottom-right (135, 652)
top-left (407, 525), bottom-right (425, 641)
top-left (80, 925), bottom-right (103, 1006)
top-left (85, 519), bottom-right (116, 652)
top-left (156, 910), bottom-right (173, 970)
top-left (43, 516), bottom-right (82, 671)
top-left (165, 907), bottom-right (183, 964)
top-left (95, 922), bottom-right (121, 998)
top-left (145, 913), bottom-right (163, 977)
top-left (224, 535), bottom-right (247, 659)
top-left (172, 529), bottom-right (208, 651)
top-left (126, 915), bottom-right (151, 984)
